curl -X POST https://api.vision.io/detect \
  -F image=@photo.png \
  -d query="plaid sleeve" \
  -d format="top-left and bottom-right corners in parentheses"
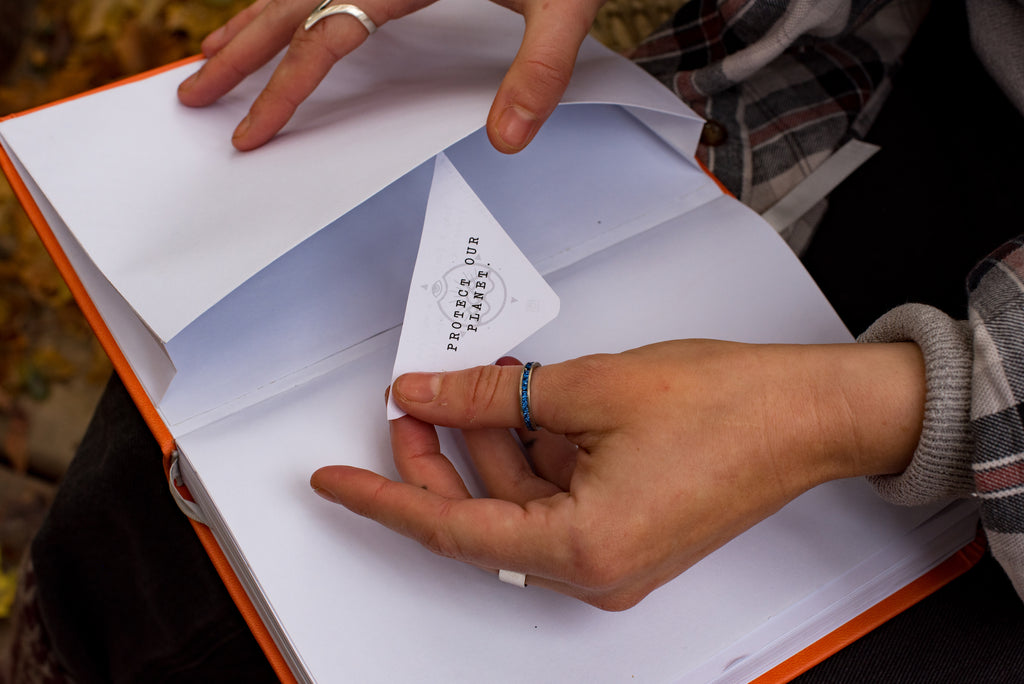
top-left (968, 235), bottom-right (1024, 598)
top-left (630, 0), bottom-right (929, 251)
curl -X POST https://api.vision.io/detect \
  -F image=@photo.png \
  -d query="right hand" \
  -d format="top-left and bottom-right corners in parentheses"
top-left (177, 0), bottom-right (607, 153)
top-left (311, 340), bottom-right (926, 609)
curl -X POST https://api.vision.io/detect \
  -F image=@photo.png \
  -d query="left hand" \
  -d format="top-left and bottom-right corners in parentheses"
top-left (177, 0), bottom-right (605, 153)
top-left (310, 340), bottom-right (926, 610)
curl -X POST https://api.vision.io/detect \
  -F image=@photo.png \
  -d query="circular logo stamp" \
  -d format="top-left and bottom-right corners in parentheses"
top-left (431, 261), bottom-right (507, 326)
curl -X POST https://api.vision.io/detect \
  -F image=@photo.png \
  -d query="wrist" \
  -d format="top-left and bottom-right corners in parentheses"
top-left (801, 342), bottom-right (926, 483)
top-left (704, 342), bottom-right (924, 500)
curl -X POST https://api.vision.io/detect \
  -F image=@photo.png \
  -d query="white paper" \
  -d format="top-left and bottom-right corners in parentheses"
top-left (387, 154), bottom-right (558, 418)
top-left (153, 103), bottom-right (715, 432)
top-left (0, 141), bottom-right (177, 402)
top-left (0, 0), bottom-right (703, 345)
top-left (176, 196), bottom-right (974, 683)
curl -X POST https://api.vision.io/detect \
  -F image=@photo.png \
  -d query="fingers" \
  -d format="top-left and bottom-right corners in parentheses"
top-left (178, 0), bottom-right (388, 150)
top-left (229, 16), bottom-right (370, 150)
top-left (389, 397), bottom-right (561, 504)
top-left (485, 0), bottom-right (600, 153)
top-left (391, 364), bottom-right (524, 428)
top-left (389, 414), bottom-right (472, 499)
top-left (461, 428), bottom-right (562, 503)
top-left (181, 0), bottom-right (600, 154)
top-left (517, 427), bottom-right (578, 491)
top-left (310, 464), bottom-right (657, 609)
top-left (492, 356), bottom-right (578, 489)
top-left (391, 354), bottom-right (621, 436)
top-left (310, 464), bottom-right (571, 579)
top-left (200, 0), bottom-right (276, 57)
top-left (178, 0), bottom-right (308, 108)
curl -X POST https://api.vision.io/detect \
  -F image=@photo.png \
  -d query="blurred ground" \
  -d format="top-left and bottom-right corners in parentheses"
top-left (0, 0), bottom-right (252, 645)
top-left (0, 0), bottom-right (685, 656)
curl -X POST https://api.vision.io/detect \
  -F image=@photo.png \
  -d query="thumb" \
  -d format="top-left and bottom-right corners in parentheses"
top-left (390, 355), bottom-right (618, 434)
top-left (486, 0), bottom-right (597, 153)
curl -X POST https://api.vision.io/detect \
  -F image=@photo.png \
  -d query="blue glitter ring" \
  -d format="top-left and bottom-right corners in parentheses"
top-left (520, 362), bottom-right (541, 431)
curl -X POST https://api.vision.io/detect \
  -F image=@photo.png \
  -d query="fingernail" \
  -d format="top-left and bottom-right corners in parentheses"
top-left (179, 72), bottom-right (197, 91)
top-left (395, 372), bottom-right (440, 403)
top-left (496, 105), bottom-right (537, 151)
top-left (232, 114), bottom-right (251, 141)
top-left (312, 487), bottom-right (341, 504)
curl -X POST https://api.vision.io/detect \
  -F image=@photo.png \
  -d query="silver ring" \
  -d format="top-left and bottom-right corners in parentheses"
top-left (498, 569), bottom-right (527, 587)
top-left (304, 1), bottom-right (378, 34)
top-left (520, 362), bottom-right (541, 431)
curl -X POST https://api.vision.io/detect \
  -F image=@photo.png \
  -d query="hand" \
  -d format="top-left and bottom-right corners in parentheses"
top-left (177, 0), bottom-right (605, 153)
top-left (310, 340), bottom-right (926, 610)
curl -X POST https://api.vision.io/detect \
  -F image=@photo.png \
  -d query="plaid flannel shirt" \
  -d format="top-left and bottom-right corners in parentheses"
top-left (968, 239), bottom-right (1024, 597)
top-left (632, 0), bottom-right (1024, 598)
top-left (631, 0), bottom-right (929, 252)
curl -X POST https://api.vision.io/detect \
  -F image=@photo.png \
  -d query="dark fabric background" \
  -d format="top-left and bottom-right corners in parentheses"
top-left (801, 0), bottom-right (1024, 335)
top-left (798, 1), bottom-right (1024, 681)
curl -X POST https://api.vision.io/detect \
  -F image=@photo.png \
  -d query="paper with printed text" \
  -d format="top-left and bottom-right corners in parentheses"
top-left (387, 154), bottom-right (559, 419)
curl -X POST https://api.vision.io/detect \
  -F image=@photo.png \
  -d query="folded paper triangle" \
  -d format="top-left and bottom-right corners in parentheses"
top-left (387, 153), bottom-right (559, 419)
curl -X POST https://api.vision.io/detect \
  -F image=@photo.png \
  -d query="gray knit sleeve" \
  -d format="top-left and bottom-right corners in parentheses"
top-left (857, 303), bottom-right (975, 504)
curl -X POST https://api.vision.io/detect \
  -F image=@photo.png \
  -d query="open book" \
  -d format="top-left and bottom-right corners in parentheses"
top-left (0, 1), bottom-right (980, 681)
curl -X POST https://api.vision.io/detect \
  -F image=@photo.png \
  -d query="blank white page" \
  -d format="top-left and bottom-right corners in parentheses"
top-left (158, 104), bottom-right (716, 429)
top-left (0, 0), bottom-right (701, 344)
top-left (176, 197), bottom-right (960, 682)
